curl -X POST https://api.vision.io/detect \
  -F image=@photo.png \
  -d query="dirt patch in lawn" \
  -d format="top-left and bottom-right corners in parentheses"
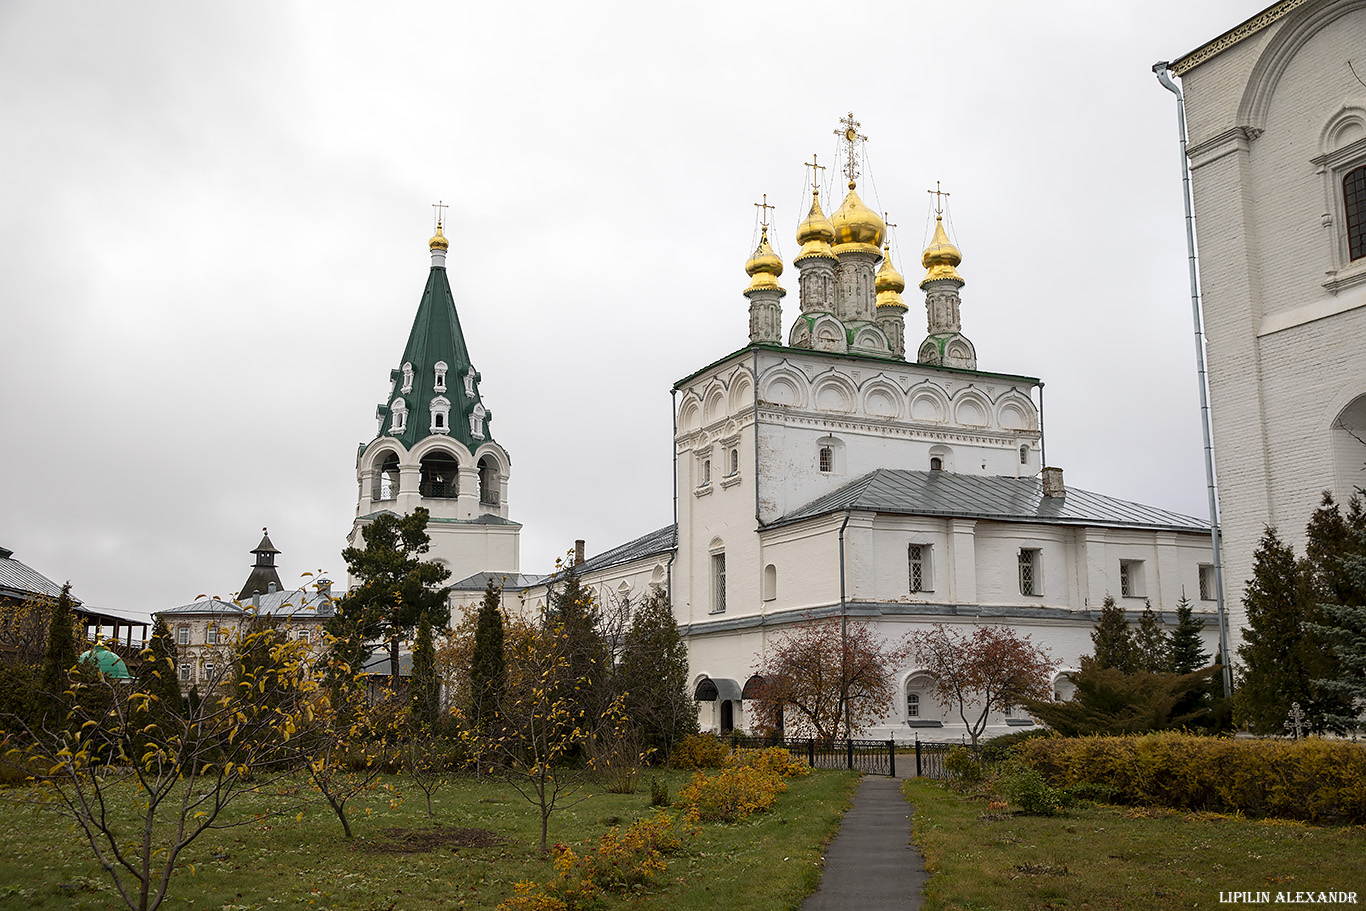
top-left (358, 825), bottom-right (510, 854)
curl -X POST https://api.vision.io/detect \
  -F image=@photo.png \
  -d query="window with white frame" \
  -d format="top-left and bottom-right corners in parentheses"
top-left (390, 397), bottom-right (408, 434)
top-left (433, 361), bottom-right (448, 392)
top-left (1198, 564), bottom-right (1215, 602)
top-left (179, 663), bottom-right (191, 682)
top-left (930, 456), bottom-right (943, 471)
top-left (819, 446), bottom-right (833, 473)
top-left (711, 551), bottom-right (726, 614)
top-left (401, 362), bottom-right (414, 394)
top-left (702, 458), bottom-right (711, 485)
top-left (203, 659), bottom-right (216, 682)
top-left (206, 625), bottom-right (218, 645)
top-left (907, 692), bottom-right (920, 718)
top-left (1120, 560), bottom-right (1145, 598)
top-left (430, 396), bottom-right (451, 434)
top-left (1019, 548), bottom-right (1041, 596)
top-left (1311, 113), bottom-right (1366, 292)
top-left (469, 403), bottom-right (487, 439)
top-left (463, 367), bottom-right (478, 397)
top-left (1347, 164), bottom-right (1365, 262)
top-left (298, 629), bottom-right (310, 645)
top-left (177, 626), bottom-right (189, 646)
top-left (1019, 444), bottom-right (1029, 465)
top-left (728, 448), bottom-right (739, 476)
top-left (908, 544), bottom-right (932, 593)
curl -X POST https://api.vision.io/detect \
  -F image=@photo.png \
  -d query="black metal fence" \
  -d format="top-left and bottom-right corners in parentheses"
top-left (723, 733), bottom-right (976, 779)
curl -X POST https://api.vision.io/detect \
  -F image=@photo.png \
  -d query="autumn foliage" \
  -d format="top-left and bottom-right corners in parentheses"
top-left (748, 616), bottom-right (910, 739)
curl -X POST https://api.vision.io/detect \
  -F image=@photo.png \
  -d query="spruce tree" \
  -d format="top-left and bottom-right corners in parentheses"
top-left (469, 578), bottom-right (505, 729)
top-left (408, 612), bottom-right (439, 730)
top-left (547, 559), bottom-right (607, 720)
top-left (1133, 600), bottom-right (1170, 673)
top-left (617, 589), bottom-right (697, 759)
top-left (1090, 596), bottom-right (1135, 673)
top-left (1167, 595), bottom-right (1211, 674)
top-left (138, 614), bottom-right (185, 715)
top-left (37, 583), bottom-right (80, 726)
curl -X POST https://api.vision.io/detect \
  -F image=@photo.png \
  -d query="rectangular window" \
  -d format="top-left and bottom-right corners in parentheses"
top-left (203, 660), bottom-right (215, 682)
top-left (908, 544), bottom-right (933, 593)
top-left (298, 629), bottom-right (311, 645)
top-left (178, 663), bottom-right (191, 682)
top-left (1347, 164), bottom-right (1366, 262)
top-left (206, 625), bottom-right (218, 645)
top-left (1120, 560), bottom-right (1145, 598)
top-left (1198, 565), bottom-right (1215, 601)
top-left (1019, 548), bottom-right (1040, 596)
top-left (176, 626), bottom-right (189, 646)
top-left (711, 553), bottom-right (726, 614)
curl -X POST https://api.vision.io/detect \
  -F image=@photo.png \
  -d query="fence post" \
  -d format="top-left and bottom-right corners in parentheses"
top-left (887, 739), bottom-right (895, 778)
top-left (915, 735), bottom-right (922, 778)
top-left (846, 739), bottom-right (853, 770)
top-left (808, 737), bottom-right (814, 767)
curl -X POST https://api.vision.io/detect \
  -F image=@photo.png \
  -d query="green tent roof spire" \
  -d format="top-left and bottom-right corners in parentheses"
top-left (374, 231), bottom-right (493, 451)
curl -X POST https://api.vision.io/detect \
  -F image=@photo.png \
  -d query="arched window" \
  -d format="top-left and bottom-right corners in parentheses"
top-left (762, 564), bottom-right (777, 601)
top-left (907, 692), bottom-right (920, 718)
top-left (710, 539), bottom-right (726, 614)
top-left (930, 457), bottom-right (943, 471)
top-left (478, 456), bottom-right (499, 506)
top-left (469, 403), bottom-right (487, 439)
top-left (433, 361), bottom-right (448, 392)
top-left (390, 397), bottom-right (408, 434)
top-left (372, 450), bottom-right (400, 501)
top-left (401, 362), bottom-right (414, 394)
top-left (419, 450), bottom-right (460, 498)
top-left (1019, 444), bottom-right (1029, 465)
top-left (430, 396), bottom-right (451, 435)
top-left (729, 448), bottom-right (739, 476)
top-left (1346, 164), bottom-right (1366, 262)
top-left (819, 446), bottom-right (833, 473)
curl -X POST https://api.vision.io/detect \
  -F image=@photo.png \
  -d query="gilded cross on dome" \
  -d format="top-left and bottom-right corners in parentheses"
top-left (927, 182), bottom-right (950, 216)
top-left (754, 194), bottom-right (775, 229)
top-left (804, 153), bottom-right (826, 189)
top-left (834, 112), bottom-right (866, 186)
top-left (431, 199), bottom-right (449, 230)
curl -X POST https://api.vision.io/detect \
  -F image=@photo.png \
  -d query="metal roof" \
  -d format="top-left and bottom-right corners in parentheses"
top-left (574, 524), bottom-right (676, 576)
top-left (773, 469), bottom-right (1209, 533)
top-left (0, 548), bottom-right (73, 602)
top-left (449, 571), bottom-right (547, 592)
top-left (157, 588), bottom-right (337, 620)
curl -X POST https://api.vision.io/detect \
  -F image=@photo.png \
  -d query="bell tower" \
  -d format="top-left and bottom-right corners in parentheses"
top-left (349, 207), bottom-right (521, 586)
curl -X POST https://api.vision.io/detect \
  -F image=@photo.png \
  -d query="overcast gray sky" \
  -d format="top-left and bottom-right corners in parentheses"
top-left (0, 1), bottom-right (1260, 617)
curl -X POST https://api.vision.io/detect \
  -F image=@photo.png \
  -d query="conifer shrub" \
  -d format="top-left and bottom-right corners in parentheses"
top-left (1017, 732), bottom-right (1366, 823)
top-left (668, 732), bottom-right (729, 769)
top-left (997, 762), bottom-right (1066, 816)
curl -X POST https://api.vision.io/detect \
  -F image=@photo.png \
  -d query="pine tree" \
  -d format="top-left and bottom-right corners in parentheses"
top-left (616, 589), bottom-right (697, 759)
top-left (1133, 600), bottom-right (1170, 673)
top-left (1167, 595), bottom-right (1211, 674)
top-left (547, 558), bottom-right (607, 720)
top-left (337, 507), bottom-right (452, 680)
top-left (37, 583), bottom-right (80, 726)
top-left (137, 614), bottom-right (185, 716)
top-left (408, 612), bottom-right (439, 730)
top-left (1090, 596), bottom-right (1135, 673)
top-left (469, 578), bottom-right (505, 729)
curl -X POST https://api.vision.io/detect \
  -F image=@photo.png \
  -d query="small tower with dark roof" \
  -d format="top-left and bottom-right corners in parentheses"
top-left (237, 528), bottom-right (284, 601)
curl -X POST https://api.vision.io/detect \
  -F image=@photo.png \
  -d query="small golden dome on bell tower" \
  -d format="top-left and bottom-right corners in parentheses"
top-left (919, 216), bottom-right (963, 288)
top-left (429, 223), bottom-right (450, 252)
top-left (795, 188), bottom-right (836, 261)
top-left (876, 243), bottom-right (907, 310)
top-left (745, 224), bottom-right (785, 294)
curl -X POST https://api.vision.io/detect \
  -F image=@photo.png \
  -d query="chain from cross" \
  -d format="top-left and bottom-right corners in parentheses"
top-left (927, 181), bottom-right (950, 217)
top-left (882, 212), bottom-right (897, 252)
top-left (432, 199), bottom-right (448, 229)
top-left (834, 112), bottom-right (865, 185)
top-left (754, 194), bottom-right (775, 229)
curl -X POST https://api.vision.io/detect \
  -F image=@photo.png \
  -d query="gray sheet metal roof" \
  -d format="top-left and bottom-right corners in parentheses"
top-left (157, 588), bottom-right (337, 620)
top-left (450, 571), bottom-right (547, 592)
top-left (574, 524), bottom-right (676, 576)
top-left (0, 548), bottom-right (73, 602)
top-left (774, 470), bottom-right (1208, 533)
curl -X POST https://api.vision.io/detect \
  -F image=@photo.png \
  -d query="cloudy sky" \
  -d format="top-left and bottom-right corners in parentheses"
top-left (1, 1), bottom-right (1259, 617)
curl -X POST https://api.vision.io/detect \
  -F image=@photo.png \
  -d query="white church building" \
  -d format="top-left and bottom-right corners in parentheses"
top-left (352, 120), bottom-right (1218, 741)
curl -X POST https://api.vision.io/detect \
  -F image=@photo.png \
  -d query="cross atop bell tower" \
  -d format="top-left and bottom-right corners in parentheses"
top-left (835, 112), bottom-right (866, 187)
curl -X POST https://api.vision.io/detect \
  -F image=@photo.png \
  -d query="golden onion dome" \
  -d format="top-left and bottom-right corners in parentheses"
top-left (429, 223), bottom-right (450, 252)
top-left (875, 244), bottom-right (907, 310)
top-left (744, 225), bottom-right (784, 294)
top-left (830, 183), bottom-right (885, 253)
top-left (919, 215), bottom-right (964, 288)
top-left (794, 188), bottom-right (835, 261)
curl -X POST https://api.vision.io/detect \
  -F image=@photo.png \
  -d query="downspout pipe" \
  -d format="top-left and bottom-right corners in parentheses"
top-left (753, 349), bottom-right (762, 528)
top-left (668, 388), bottom-right (678, 605)
top-left (1153, 61), bottom-right (1233, 699)
top-left (837, 506), bottom-right (852, 736)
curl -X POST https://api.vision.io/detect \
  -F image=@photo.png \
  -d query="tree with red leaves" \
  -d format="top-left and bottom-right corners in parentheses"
top-left (909, 623), bottom-right (1053, 748)
top-left (750, 616), bottom-right (910, 740)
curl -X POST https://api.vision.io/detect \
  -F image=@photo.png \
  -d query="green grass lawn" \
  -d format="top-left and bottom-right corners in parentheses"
top-left (0, 769), bottom-right (858, 911)
top-left (905, 779), bottom-right (1366, 910)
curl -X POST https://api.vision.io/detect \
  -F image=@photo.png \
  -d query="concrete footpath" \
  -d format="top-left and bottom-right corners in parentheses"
top-left (801, 775), bottom-right (927, 911)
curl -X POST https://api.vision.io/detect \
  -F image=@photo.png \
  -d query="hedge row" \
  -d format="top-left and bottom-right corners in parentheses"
top-left (1016, 732), bottom-right (1366, 824)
